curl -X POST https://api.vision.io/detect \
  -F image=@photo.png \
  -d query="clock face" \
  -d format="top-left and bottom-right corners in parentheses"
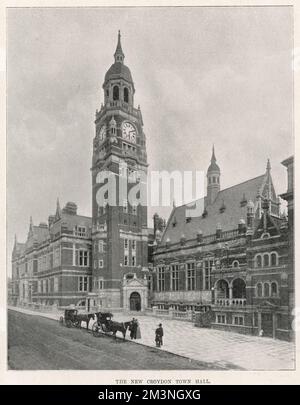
top-left (98, 125), bottom-right (107, 142)
top-left (122, 122), bottom-right (137, 143)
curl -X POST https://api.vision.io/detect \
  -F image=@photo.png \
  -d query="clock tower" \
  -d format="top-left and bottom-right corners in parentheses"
top-left (91, 32), bottom-right (149, 310)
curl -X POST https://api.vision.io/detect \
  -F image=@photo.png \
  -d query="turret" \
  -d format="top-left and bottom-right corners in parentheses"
top-left (207, 145), bottom-right (220, 205)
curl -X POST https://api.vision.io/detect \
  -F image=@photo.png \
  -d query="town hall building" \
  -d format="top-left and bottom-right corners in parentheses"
top-left (9, 32), bottom-right (294, 340)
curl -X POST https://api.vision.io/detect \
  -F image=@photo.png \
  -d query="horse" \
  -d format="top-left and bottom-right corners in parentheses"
top-left (107, 320), bottom-right (132, 340)
top-left (76, 313), bottom-right (95, 330)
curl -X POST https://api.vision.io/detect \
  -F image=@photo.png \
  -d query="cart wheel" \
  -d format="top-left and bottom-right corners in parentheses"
top-left (74, 320), bottom-right (81, 328)
top-left (92, 322), bottom-right (102, 337)
top-left (66, 319), bottom-right (72, 328)
top-left (59, 316), bottom-right (64, 325)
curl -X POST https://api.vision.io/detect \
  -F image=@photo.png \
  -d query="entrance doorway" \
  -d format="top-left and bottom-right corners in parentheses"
top-left (130, 292), bottom-right (141, 311)
top-left (261, 313), bottom-right (273, 337)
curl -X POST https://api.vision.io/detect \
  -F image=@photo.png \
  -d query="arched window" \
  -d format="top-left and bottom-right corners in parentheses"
top-left (213, 176), bottom-right (216, 183)
top-left (271, 282), bottom-right (278, 297)
top-left (263, 254), bottom-right (269, 267)
top-left (271, 252), bottom-right (278, 266)
top-left (232, 260), bottom-right (240, 268)
top-left (264, 283), bottom-right (270, 297)
top-left (257, 283), bottom-right (262, 297)
top-left (113, 85), bottom-right (119, 101)
top-left (256, 255), bottom-right (262, 268)
top-left (209, 177), bottom-right (211, 184)
top-left (124, 87), bottom-right (129, 103)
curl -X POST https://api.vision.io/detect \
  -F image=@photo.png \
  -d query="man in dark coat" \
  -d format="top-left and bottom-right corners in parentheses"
top-left (155, 323), bottom-right (164, 347)
top-left (130, 318), bottom-right (138, 340)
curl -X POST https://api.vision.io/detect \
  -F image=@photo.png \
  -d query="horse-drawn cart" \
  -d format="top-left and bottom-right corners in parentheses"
top-left (92, 312), bottom-right (131, 339)
top-left (59, 308), bottom-right (95, 329)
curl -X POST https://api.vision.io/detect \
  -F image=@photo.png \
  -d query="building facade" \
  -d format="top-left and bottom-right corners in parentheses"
top-left (10, 201), bottom-right (93, 308)
top-left (9, 33), bottom-right (294, 341)
top-left (152, 152), bottom-right (294, 341)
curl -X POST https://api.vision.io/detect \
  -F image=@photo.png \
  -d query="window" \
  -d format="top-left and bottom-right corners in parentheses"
top-left (113, 85), bottom-right (119, 101)
top-left (99, 260), bottom-right (103, 268)
top-left (263, 254), bottom-right (269, 267)
top-left (203, 259), bottom-right (213, 290)
top-left (74, 226), bottom-right (86, 237)
top-left (264, 283), bottom-right (270, 297)
top-left (53, 247), bottom-right (61, 267)
top-left (232, 260), bottom-right (240, 268)
top-left (38, 280), bottom-right (41, 293)
top-left (187, 262), bottom-right (196, 291)
top-left (131, 240), bottom-right (136, 251)
top-left (98, 240), bottom-right (104, 253)
top-left (123, 199), bottom-right (128, 213)
top-left (271, 252), bottom-right (278, 266)
top-left (271, 282), bottom-right (278, 297)
top-left (217, 314), bottom-right (226, 324)
top-left (78, 250), bottom-right (88, 267)
top-left (233, 315), bottom-right (244, 326)
top-left (131, 255), bottom-right (136, 266)
top-left (256, 283), bottom-right (263, 297)
top-left (132, 205), bottom-right (137, 215)
top-left (98, 278), bottom-right (104, 290)
top-left (79, 276), bottom-right (89, 292)
top-left (124, 239), bottom-right (129, 250)
top-left (157, 266), bottom-right (165, 292)
top-left (256, 255), bottom-right (262, 268)
top-left (171, 264), bottom-right (179, 291)
top-left (124, 87), bottom-right (129, 103)
top-left (124, 254), bottom-right (128, 266)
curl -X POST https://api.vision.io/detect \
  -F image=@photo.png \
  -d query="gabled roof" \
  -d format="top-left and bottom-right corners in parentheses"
top-left (161, 174), bottom-right (267, 244)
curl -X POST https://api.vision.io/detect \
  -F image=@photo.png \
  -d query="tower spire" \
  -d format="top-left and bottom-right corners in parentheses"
top-left (211, 144), bottom-right (216, 163)
top-left (55, 197), bottom-right (62, 220)
top-left (114, 30), bottom-right (124, 63)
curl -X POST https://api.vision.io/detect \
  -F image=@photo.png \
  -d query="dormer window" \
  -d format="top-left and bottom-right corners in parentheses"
top-left (172, 217), bottom-right (177, 227)
top-left (74, 225), bottom-right (86, 237)
top-left (219, 201), bottom-right (226, 213)
top-left (240, 193), bottom-right (247, 207)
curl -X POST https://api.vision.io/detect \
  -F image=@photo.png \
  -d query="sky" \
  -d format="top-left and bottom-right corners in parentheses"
top-left (7, 6), bottom-right (293, 269)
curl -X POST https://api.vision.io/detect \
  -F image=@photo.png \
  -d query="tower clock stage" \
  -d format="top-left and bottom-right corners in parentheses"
top-left (90, 31), bottom-right (149, 310)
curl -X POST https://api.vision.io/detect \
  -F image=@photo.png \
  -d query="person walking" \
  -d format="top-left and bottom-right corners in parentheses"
top-left (135, 319), bottom-right (141, 340)
top-left (155, 323), bottom-right (164, 347)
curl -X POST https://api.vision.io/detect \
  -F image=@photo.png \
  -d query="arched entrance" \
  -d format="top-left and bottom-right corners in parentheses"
top-left (130, 292), bottom-right (141, 311)
top-left (232, 278), bottom-right (246, 299)
top-left (215, 279), bottom-right (229, 299)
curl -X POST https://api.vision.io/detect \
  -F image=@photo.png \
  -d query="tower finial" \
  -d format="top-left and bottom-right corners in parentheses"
top-left (211, 144), bottom-right (216, 162)
top-left (114, 30), bottom-right (124, 63)
top-left (55, 197), bottom-right (61, 219)
top-left (266, 158), bottom-right (271, 173)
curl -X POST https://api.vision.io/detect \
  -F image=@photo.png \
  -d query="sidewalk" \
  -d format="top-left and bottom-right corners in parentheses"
top-left (8, 306), bottom-right (295, 370)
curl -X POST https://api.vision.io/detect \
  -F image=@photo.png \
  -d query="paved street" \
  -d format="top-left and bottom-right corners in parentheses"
top-left (8, 306), bottom-right (295, 370)
top-left (8, 310), bottom-right (222, 370)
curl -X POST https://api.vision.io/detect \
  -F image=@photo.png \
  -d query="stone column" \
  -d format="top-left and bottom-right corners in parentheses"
top-left (229, 287), bottom-right (233, 300)
top-left (272, 312), bottom-right (277, 339)
top-left (258, 312), bottom-right (262, 335)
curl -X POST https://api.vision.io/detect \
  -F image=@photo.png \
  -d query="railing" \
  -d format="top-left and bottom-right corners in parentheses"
top-left (173, 310), bottom-right (189, 319)
top-left (155, 309), bottom-right (169, 316)
top-left (97, 101), bottom-right (140, 119)
top-left (215, 298), bottom-right (246, 307)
